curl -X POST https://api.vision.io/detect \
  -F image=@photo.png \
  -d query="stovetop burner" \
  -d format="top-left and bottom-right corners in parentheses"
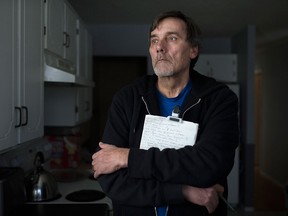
top-left (66, 189), bottom-right (106, 202)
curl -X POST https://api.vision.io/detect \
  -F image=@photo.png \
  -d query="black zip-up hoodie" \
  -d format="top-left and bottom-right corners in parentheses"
top-left (98, 70), bottom-right (239, 216)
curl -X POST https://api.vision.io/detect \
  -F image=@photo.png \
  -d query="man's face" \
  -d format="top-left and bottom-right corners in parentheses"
top-left (149, 17), bottom-right (198, 78)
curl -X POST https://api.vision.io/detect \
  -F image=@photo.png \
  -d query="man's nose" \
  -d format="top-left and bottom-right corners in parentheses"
top-left (156, 40), bottom-right (166, 53)
top-left (157, 47), bottom-right (165, 53)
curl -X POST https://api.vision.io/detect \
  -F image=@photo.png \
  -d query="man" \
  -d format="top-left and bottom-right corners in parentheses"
top-left (92, 11), bottom-right (239, 216)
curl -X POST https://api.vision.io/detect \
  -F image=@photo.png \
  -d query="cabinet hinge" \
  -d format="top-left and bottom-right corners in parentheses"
top-left (76, 28), bottom-right (79, 35)
top-left (43, 26), bottom-right (46, 35)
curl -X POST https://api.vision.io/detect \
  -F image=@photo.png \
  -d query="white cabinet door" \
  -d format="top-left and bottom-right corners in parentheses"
top-left (194, 54), bottom-right (238, 82)
top-left (77, 87), bottom-right (86, 124)
top-left (18, 0), bottom-right (44, 143)
top-left (44, 0), bottom-right (64, 58)
top-left (44, 0), bottom-right (78, 64)
top-left (77, 20), bottom-right (86, 79)
top-left (84, 87), bottom-right (93, 120)
top-left (0, 0), bottom-right (44, 152)
top-left (64, 2), bottom-right (78, 64)
top-left (44, 86), bottom-right (78, 126)
top-left (194, 55), bottom-right (211, 77)
top-left (77, 87), bottom-right (93, 122)
top-left (77, 20), bottom-right (93, 82)
top-left (44, 86), bottom-right (93, 127)
top-left (0, 0), bottom-right (18, 151)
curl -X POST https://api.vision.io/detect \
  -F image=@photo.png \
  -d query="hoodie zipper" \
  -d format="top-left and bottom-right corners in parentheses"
top-left (141, 98), bottom-right (201, 216)
top-left (181, 98), bottom-right (201, 119)
top-left (142, 96), bottom-right (151, 114)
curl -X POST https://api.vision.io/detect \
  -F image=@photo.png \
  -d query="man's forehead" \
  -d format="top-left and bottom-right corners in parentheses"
top-left (150, 18), bottom-right (187, 36)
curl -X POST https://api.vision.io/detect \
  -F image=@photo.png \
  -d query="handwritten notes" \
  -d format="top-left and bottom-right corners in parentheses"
top-left (140, 115), bottom-right (199, 151)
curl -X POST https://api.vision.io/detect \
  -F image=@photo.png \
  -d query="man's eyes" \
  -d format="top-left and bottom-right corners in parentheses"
top-left (150, 36), bottom-right (177, 44)
top-left (150, 38), bottom-right (158, 44)
top-left (168, 36), bottom-right (177, 41)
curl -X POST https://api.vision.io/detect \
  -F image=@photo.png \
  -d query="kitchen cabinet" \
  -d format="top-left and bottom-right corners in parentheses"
top-left (77, 19), bottom-right (93, 82)
top-left (44, 86), bottom-right (93, 127)
top-left (194, 54), bottom-right (238, 82)
top-left (44, 13), bottom-right (94, 127)
top-left (0, 0), bottom-right (17, 151)
top-left (43, 0), bottom-right (94, 127)
top-left (77, 87), bottom-right (93, 123)
top-left (44, 0), bottom-right (78, 66)
top-left (0, 0), bottom-right (44, 152)
top-left (43, 0), bottom-right (94, 86)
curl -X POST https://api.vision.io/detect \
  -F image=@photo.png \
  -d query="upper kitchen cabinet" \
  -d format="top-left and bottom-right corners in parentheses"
top-left (44, 0), bottom-right (77, 64)
top-left (43, 0), bottom-right (94, 86)
top-left (194, 54), bottom-right (238, 82)
top-left (64, 3), bottom-right (78, 64)
top-left (0, 0), bottom-right (44, 152)
top-left (77, 20), bottom-right (93, 83)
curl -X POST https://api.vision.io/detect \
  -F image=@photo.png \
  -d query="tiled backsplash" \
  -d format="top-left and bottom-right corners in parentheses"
top-left (0, 138), bottom-right (52, 173)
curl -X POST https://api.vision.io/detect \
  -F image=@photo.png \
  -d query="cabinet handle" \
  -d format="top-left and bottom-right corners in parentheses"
top-left (63, 32), bottom-right (68, 47)
top-left (14, 107), bottom-right (22, 128)
top-left (63, 32), bottom-right (70, 48)
top-left (21, 106), bottom-right (28, 126)
top-left (66, 34), bottom-right (70, 48)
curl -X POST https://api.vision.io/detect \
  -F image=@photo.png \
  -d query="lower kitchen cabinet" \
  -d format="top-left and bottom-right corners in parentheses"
top-left (44, 85), bottom-right (93, 127)
top-left (0, 0), bottom-right (44, 152)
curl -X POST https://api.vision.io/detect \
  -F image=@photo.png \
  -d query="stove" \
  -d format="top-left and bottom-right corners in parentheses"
top-left (26, 168), bottom-right (113, 216)
top-left (25, 169), bottom-right (113, 216)
top-left (0, 138), bottom-right (113, 216)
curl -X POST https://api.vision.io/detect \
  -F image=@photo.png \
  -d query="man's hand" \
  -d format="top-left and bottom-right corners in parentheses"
top-left (182, 184), bottom-right (224, 214)
top-left (91, 142), bottom-right (129, 178)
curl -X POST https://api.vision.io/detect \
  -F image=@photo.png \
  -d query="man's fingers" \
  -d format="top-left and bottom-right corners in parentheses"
top-left (214, 184), bottom-right (224, 193)
top-left (99, 142), bottom-right (115, 149)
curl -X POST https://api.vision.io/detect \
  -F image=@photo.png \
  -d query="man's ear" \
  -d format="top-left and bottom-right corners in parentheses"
top-left (190, 46), bottom-right (199, 59)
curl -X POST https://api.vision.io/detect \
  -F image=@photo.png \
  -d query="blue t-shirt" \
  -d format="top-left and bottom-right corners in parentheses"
top-left (155, 80), bottom-right (192, 215)
top-left (157, 80), bottom-right (192, 117)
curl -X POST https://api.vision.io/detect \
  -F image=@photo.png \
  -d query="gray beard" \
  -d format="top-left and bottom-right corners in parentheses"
top-left (154, 68), bottom-right (174, 77)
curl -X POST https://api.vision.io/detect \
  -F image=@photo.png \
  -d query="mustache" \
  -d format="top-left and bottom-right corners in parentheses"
top-left (156, 54), bottom-right (170, 62)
